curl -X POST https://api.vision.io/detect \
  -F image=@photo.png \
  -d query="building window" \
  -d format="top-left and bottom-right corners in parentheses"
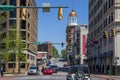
top-left (68, 39), bottom-right (72, 43)
top-left (10, 11), bottom-right (16, 18)
top-left (20, 20), bottom-right (26, 29)
top-left (20, 63), bottom-right (25, 68)
top-left (20, 0), bottom-right (26, 6)
top-left (8, 63), bottom-right (16, 68)
top-left (31, 56), bottom-right (35, 60)
top-left (68, 29), bottom-right (71, 32)
top-left (109, 37), bottom-right (113, 44)
top-left (21, 31), bottom-right (26, 40)
top-left (9, 20), bottom-right (16, 29)
top-left (1, 22), bottom-right (6, 29)
top-left (68, 48), bottom-right (72, 52)
top-left (9, 0), bottom-right (16, 18)
top-left (68, 34), bottom-right (72, 38)
top-left (111, 13), bottom-right (114, 22)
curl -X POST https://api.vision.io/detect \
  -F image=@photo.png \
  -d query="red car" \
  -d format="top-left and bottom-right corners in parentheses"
top-left (43, 68), bottom-right (53, 75)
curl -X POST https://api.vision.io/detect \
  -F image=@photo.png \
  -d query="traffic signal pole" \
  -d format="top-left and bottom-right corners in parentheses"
top-left (0, 4), bottom-right (68, 73)
top-left (0, 5), bottom-right (68, 10)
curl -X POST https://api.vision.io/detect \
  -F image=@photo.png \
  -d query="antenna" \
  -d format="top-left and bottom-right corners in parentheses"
top-left (72, 0), bottom-right (74, 10)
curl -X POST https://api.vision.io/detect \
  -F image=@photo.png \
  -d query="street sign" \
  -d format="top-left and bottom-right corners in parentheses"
top-left (42, 3), bottom-right (50, 12)
top-left (0, 5), bottom-right (15, 11)
top-left (33, 42), bottom-right (42, 45)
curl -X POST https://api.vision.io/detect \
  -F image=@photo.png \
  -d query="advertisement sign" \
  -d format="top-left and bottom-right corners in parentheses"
top-left (82, 35), bottom-right (86, 55)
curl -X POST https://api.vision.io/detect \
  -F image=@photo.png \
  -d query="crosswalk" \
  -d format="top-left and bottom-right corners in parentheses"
top-left (16, 75), bottom-right (66, 80)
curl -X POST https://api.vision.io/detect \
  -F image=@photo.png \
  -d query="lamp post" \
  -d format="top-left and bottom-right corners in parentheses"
top-left (18, 42), bottom-right (20, 73)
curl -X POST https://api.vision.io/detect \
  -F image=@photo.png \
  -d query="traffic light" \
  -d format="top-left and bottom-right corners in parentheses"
top-left (111, 28), bottom-right (117, 37)
top-left (21, 8), bottom-right (26, 20)
top-left (58, 7), bottom-right (63, 20)
top-left (61, 42), bottom-right (64, 47)
top-left (103, 31), bottom-right (109, 39)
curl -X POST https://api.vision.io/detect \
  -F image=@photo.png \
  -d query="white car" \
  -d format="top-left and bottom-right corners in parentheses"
top-left (28, 66), bottom-right (39, 75)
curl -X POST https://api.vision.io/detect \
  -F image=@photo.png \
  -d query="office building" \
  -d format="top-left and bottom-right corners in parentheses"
top-left (0, 0), bottom-right (38, 73)
top-left (38, 42), bottom-right (53, 59)
top-left (88, 0), bottom-right (120, 75)
top-left (74, 25), bottom-right (88, 64)
top-left (66, 10), bottom-right (78, 65)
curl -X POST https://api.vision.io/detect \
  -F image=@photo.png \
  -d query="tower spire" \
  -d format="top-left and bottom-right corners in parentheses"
top-left (68, 10), bottom-right (77, 26)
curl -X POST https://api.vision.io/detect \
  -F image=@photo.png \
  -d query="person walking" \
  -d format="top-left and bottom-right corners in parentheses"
top-left (0, 66), bottom-right (3, 77)
top-left (41, 66), bottom-right (45, 73)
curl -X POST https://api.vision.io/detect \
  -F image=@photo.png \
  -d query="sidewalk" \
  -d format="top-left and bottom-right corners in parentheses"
top-left (91, 74), bottom-right (120, 80)
top-left (1, 73), bottom-right (26, 77)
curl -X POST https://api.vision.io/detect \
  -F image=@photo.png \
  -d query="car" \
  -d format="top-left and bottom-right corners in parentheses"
top-left (27, 66), bottom-right (39, 75)
top-left (50, 65), bottom-right (58, 73)
top-left (63, 63), bottom-right (70, 67)
top-left (46, 61), bottom-right (51, 66)
top-left (43, 68), bottom-right (53, 75)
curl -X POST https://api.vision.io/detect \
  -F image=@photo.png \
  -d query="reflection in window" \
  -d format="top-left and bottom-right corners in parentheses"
top-left (9, 20), bottom-right (16, 29)
top-left (8, 63), bottom-right (16, 68)
top-left (20, 20), bottom-right (26, 29)
top-left (10, 10), bottom-right (16, 18)
top-left (21, 31), bottom-right (26, 40)
top-left (20, 63), bottom-right (25, 68)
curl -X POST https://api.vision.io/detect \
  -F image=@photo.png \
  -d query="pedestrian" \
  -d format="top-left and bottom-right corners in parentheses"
top-left (0, 66), bottom-right (3, 77)
top-left (41, 66), bottom-right (45, 73)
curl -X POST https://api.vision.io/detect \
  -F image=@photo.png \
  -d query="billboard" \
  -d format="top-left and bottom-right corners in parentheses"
top-left (82, 35), bottom-right (86, 55)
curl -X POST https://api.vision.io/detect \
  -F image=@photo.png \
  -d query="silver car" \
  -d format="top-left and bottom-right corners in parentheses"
top-left (28, 66), bottom-right (39, 75)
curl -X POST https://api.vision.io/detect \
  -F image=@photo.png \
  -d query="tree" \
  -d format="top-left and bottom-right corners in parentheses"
top-left (52, 46), bottom-right (60, 58)
top-left (61, 49), bottom-right (67, 60)
top-left (0, 25), bottom-right (26, 73)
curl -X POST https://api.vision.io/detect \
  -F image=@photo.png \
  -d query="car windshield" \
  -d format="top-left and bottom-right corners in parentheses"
top-left (70, 65), bottom-right (90, 74)
top-left (50, 65), bottom-right (58, 68)
top-left (70, 66), bottom-right (79, 73)
top-left (79, 67), bottom-right (89, 73)
top-left (30, 67), bottom-right (38, 69)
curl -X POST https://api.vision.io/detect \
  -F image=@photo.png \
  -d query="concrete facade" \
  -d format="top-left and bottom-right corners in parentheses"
top-left (0, 0), bottom-right (38, 73)
top-left (38, 42), bottom-right (53, 59)
top-left (66, 10), bottom-right (78, 65)
top-left (74, 25), bottom-right (88, 64)
top-left (88, 0), bottom-right (120, 75)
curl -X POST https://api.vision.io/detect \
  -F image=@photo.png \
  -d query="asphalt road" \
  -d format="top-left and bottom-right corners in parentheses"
top-left (15, 75), bottom-right (100, 80)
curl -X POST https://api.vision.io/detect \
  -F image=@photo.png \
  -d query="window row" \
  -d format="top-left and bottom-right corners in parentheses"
top-left (93, 12), bottom-right (114, 37)
top-left (89, 0), bottom-right (113, 23)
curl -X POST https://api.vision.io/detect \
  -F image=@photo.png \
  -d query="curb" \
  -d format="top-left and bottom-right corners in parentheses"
top-left (91, 74), bottom-right (120, 80)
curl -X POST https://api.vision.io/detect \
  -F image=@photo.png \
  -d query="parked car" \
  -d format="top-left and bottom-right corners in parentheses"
top-left (46, 61), bottom-right (51, 66)
top-left (28, 66), bottom-right (39, 75)
top-left (50, 65), bottom-right (58, 73)
top-left (63, 63), bottom-right (70, 67)
top-left (43, 68), bottom-right (53, 75)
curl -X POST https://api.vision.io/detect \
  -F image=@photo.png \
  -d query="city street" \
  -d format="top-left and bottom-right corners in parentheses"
top-left (1, 73), bottom-right (120, 80)
top-left (0, 0), bottom-right (120, 80)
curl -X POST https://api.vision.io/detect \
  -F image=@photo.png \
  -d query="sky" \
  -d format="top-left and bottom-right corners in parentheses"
top-left (35, 0), bottom-right (88, 54)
